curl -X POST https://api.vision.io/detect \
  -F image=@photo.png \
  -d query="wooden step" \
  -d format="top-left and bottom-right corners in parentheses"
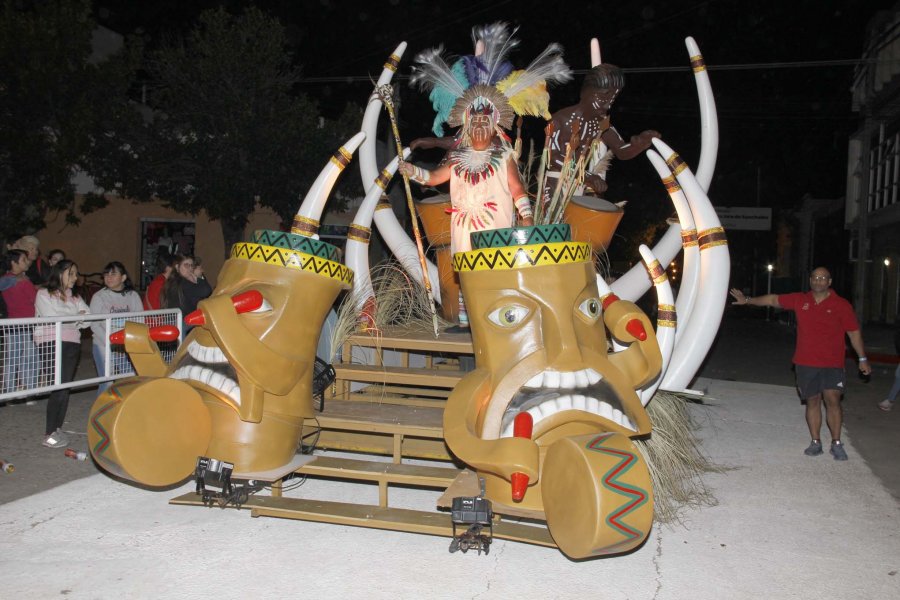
top-left (334, 364), bottom-right (464, 389)
top-left (315, 399), bottom-right (444, 439)
top-left (347, 325), bottom-right (474, 354)
top-left (297, 456), bottom-right (459, 488)
top-left (169, 492), bottom-right (555, 547)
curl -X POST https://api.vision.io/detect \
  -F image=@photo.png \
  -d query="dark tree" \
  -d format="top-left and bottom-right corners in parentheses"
top-left (91, 6), bottom-right (336, 256)
top-left (0, 0), bottom-right (133, 244)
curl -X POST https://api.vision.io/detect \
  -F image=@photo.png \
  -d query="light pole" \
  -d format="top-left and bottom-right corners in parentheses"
top-left (766, 264), bottom-right (774, 321)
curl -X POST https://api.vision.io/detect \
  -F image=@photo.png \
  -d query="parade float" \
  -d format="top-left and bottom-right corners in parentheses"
top-left (88, 23), bottom-right (728, 560)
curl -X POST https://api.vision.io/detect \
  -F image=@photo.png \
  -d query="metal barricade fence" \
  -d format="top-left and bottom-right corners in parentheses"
top-left (0, 309), bottom-right (182, 403)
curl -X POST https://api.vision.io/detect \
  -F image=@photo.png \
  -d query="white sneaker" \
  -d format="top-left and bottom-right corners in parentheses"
top-left (42, 430), bottom-right (68, 448)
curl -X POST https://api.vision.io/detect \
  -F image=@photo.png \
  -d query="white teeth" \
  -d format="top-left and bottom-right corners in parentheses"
top-left (574, 370), bottom-right (590, 388)
top-left (524, 373), bottom-right (544, 388)
top-left (527, 407), bottom-right (542, 423)
top-left (544, 371), bottom-right (561, 388)
top-left (612, 408), bottom-right (624, 423)
top-left (572, 395), bottom-right (587, 410)
top-left (169, 364), bottom-right (240, 406)
top-left (556, 395), bottom-right (573, 411)
top-left (186, 341), bottom-right (229, 364)
top-left (587, 397), bottom-right (601, 414)
top-left (559, 372), bottom-right (576, 388)
top-left (586, 369), bottom-right (601, 385)
top-left (599, 402), bottom-right (614, 420)
top-left (208, 371), bottom-right (224, 388)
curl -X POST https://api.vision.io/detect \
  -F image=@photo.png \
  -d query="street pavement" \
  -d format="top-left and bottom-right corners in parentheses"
top-left (0, 312), bottom-right (898, 599)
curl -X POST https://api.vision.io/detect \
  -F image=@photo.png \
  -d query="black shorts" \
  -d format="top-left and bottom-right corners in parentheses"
top-left (795, 365), bottom-right (845, 400)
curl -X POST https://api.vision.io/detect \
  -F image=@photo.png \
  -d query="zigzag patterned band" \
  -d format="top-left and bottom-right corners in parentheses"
top-left (330, 147), bottom-right (352, 170)
top-left (690, 55), bottom-right (706, 73)
top-left (662, 174), bottom-right (681, 194)
top-left (645, 259), bottom-right (667, 284)
top-left (698, 227), bottom-right (728, 250)
top-left (375, 169), bottom-right (392, 190)
top-left (347, 224), bottom-right (371, 243)
top-left (291, 215), bottom-right (319, 236)
top-left (384, 54), bottom-right (400, 72)
top-left (251, 230), bottom-right (342, 262)
top-left (453, 241), bottom-right (592, 272)
top-left (657, 304), bottom-right (677, 327)
top-left (665, 153), bottom-right (687, 176)
top-left (681, 229), bottom-right (699, 247)
top-left (470, 223), bottom-right (571, 250)
top-left (231, 242), bottom-right (354, 286)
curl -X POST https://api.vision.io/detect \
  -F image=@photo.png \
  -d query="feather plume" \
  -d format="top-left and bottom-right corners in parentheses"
top-left (498, 74), bottom-right (551, 119)
top-left (410, 45), bottom-right (467, 97)
top-left (428, 60), bottom-right (468, 135)
top-left (470, 22), bottom-right (520, 85)
top-left (496, 43), bottom-right (572, 99)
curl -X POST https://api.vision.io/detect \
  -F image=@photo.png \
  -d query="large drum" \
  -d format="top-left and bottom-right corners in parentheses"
top-left (88, 378), bottom-right (211, 486)
top-left (541, 432), bottom-right (654, 559)
top-left (415, 194), bottom-right (458, 322)
top-left (563, 195), bottom-right (624, 253)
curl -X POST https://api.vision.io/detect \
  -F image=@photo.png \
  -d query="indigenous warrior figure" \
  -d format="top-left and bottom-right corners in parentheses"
top-left (399, 22), bottom-right (571, 326)
top-left (546, 63), bottom-right (660, 198)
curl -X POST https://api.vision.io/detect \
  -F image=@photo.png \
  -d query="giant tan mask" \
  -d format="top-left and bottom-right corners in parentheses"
top-left (446, 224), bottom-right (662, 558)
top-left (88, 231), bottom-right (352, 487)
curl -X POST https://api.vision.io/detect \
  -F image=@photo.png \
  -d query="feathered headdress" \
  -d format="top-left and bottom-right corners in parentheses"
top-left (410, 23), bottom-right (572, 136)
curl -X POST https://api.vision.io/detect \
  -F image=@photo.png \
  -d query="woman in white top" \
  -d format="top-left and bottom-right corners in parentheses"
top-left (34, 260), bottom-right (90, 449)
top-left (89, 261), bottom-right (143, 394)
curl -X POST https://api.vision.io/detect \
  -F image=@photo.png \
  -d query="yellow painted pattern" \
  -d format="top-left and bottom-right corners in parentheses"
top-left (231, 242), bottom-right (354, 285)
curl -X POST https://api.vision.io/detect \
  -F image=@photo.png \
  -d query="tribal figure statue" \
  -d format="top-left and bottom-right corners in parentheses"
top-left (87, 137), bottom-right (362, 487)
top-left (446, 223), bottom-right (662, 558)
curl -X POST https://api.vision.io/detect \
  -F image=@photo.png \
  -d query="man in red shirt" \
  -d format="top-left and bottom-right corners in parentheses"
top-left (730, 267), bottom-right (872, 460)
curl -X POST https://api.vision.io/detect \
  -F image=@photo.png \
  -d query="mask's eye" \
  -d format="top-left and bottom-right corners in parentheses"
top-left (487, 305), bottom-right (529, 328)
top-left (578, 298), bottom-right (601, 321)
top-left (249, 298), bottom-right (273, 313)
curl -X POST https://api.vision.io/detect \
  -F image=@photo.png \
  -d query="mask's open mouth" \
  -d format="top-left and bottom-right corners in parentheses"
top-left (169, 341), bottom-right (241, 405)
top-left (499, 368), bottom-right (635, 436)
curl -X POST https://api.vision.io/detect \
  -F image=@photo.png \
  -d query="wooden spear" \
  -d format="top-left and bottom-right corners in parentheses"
top-left (375, 84), bottom-right (440, 337)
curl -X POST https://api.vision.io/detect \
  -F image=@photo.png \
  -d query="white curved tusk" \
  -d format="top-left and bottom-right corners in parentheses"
top-left (357, 44), bottom-right (442, 305)
top-left (359, 43), bottom-right (407, 192)
top-left (610, 221), bottom-right (682, 301)
top-left (645, 150), bottom-right (700, 343)
top-left (650, 139), bottom-right (730, 391)
top-left (686, 36), bottom-right (718, 192)
top-left (638, 244), bottom-right (676, 406)
top-left (590, 38), bottom-right (601, 67)
top-left (346, 149), bottom-right (412, 310)
top-left (294, 131), bottom-right (366, 238)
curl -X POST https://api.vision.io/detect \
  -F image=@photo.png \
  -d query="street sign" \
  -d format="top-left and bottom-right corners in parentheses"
top-left (714, 206), bottom-right (772, 231)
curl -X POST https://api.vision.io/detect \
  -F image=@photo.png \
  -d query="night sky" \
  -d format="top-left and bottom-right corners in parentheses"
top-left (92, 0), bottom-right (896, 277)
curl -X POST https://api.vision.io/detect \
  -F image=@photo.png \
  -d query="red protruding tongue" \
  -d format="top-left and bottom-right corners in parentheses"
top-left (625, 318), bottom-right (648, 341)
top-left (109, 325), bottom-right (179, 344)
top-left (510, 411), bottom-right (534, 502)
top-left (185, 290), bottom-right (264, 326)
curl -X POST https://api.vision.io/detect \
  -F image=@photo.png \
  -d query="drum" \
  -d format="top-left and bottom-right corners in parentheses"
top-left (415, 194), bottom-right (458, 322)
top-left (541, 432), bottom-right (653, 559)
top-left (563, 195), bottom-right (624, 253)
top-left (88, 378), bottom-right (211, 487)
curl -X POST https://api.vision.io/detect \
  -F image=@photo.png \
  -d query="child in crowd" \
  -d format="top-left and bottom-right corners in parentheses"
top-left (1, 249), bottom-right (38, 393)
top-left (34, 260), bottom-right (90, 448)
top-left (89, 261), bottom-right (143, 394)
